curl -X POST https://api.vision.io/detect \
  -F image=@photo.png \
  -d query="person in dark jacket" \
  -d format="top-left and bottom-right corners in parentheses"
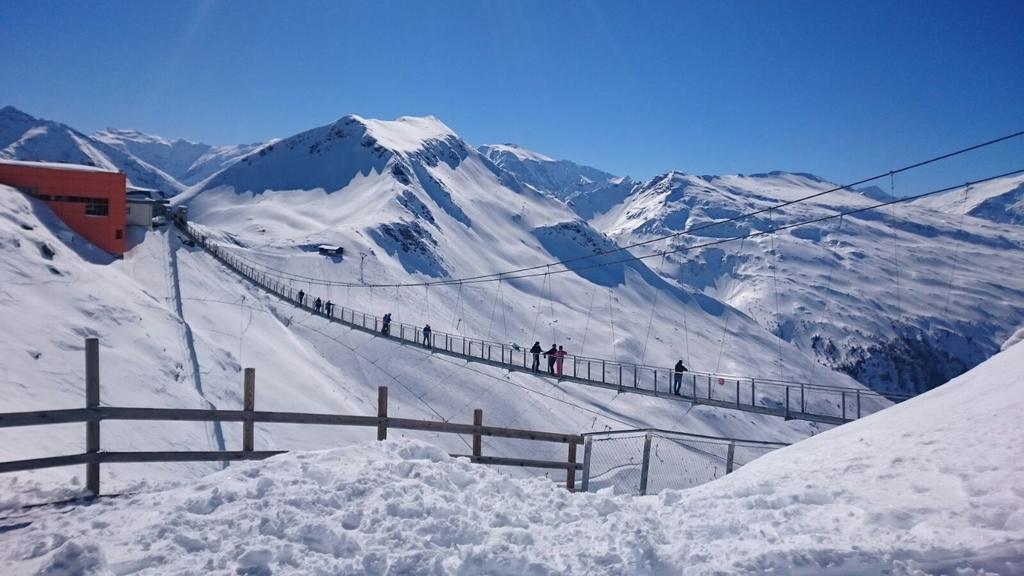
top-left (673, 360), bottom-right (688, 395)
top-left (381, 313), bottom-right (392, 336)
top-left (325, 300), bottom-right (333, 317)
top-left (422, 324), bottom-right (432, 348)
top-left (313, 297), bottom-right (322, 313)
top-left (529, 341), bottom-right (543, 372)
top-left (297, 289), bottom-right (305, 306)
top-left (544, 344), bottom-right (557, 375)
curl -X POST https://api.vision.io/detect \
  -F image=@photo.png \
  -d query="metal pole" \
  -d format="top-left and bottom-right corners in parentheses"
top-left (735, 380), bottom-right (740, 408)
top-left (726, 442), bottom-right (736, 474)
top-left (639, 432), bottom-right (653, 496)
top-left (856, 390), bottom-right (862, 419)
top-left (842, 391), bottom-right (847, 420)
top-left (580, 436), bottom-right (593, 492)
top-left (751, 379), bottom-right (756, 406)
top-left (785, 386), bottom-right (791, 420)
top-left (801, 383), bottom-right (806, 414)
top-left (85, 337), bottom-right (100, 497)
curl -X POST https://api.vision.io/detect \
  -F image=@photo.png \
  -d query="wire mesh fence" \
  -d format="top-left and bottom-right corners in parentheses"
top-left (580, 429), bottom-right (786, 495)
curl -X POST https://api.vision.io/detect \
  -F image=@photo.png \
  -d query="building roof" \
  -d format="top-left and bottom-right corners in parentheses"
top-left (126, 197), bottom-right (168, 206)
top-left (0, 158), bottom-right (121, 174)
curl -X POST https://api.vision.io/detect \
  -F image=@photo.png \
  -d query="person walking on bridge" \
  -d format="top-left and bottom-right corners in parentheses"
top-left (313, 297), bottom-right (322, 314)
top-left (555, 345), bottom-right (567, 377)
top-left (325, 300), bottom-right (333, 317)
top-left (298, 289), bottom-right (305, 307)
top-left (381, 313), bottom-right (392, 336)
top-left (673, 360), bottom-right (688, 395)
top-left (544, 344), bottom-right (557, 375)
top-left (529, 342), bottom-right (543, 372)
top-left (422, 324), bottom-right (432, 348)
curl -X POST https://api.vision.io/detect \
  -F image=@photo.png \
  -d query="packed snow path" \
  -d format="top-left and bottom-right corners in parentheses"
top-left (176, 219), bottom-right (893, 426)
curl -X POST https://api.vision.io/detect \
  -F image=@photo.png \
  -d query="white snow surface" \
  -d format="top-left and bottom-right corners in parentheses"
top-left (0, 158), bottom-right (120, 174)
top-left (3, 339), bottom-right (1023, 575)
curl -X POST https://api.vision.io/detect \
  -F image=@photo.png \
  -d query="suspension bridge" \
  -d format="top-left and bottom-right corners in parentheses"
top-left (175, 218), bottom-right (900, 426)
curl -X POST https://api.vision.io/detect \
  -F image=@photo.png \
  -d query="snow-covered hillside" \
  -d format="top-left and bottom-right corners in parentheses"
top-left (0, 173), bottom-right (851, 500)
top-left (0, 106), bottom-right (184, 194)
top-left (912, 172), bottom-right (1024, 225)
top-left (93, 128), bottom-right (265, 187)
top-left (478, 143), bottom-right (633, 218)
top-left (4, 336), bottom-right (1021, 575)
top-left (576, 170), bottom-right (1024, 395)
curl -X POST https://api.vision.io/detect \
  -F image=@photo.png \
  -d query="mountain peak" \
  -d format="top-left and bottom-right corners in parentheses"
top-left (479, 143), bottom-right (555, 163)
top-left (336, 114), bottom-right (458, 154)
top-left (0, 105), bottom-right (37, 123)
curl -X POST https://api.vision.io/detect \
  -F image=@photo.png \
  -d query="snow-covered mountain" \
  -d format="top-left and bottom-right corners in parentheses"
top-left (0, 106), bottom-right (185, 194)
top-left (478, 143), bottom-right (634, 218)
top-left (93, 128), bottom-right (265, 187)
top-left (584, 170), bottom-right (1024, 395)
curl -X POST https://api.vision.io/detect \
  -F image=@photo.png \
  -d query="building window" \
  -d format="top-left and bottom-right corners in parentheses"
top-left (115, 229), bottom-right (123, 240)
top-left (85, 198), bottom-right (109, 216)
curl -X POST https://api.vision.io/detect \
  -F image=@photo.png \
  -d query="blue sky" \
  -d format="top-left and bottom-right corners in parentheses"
top-left (2, 0), bottom-right (1022, 190)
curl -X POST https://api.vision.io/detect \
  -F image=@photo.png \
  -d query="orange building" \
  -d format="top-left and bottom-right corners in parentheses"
top-left (0, 159), bottom-right (127, 254)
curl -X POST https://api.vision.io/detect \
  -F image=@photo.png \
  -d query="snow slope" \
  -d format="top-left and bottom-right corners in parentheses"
top-left (4, 337), bottom-right (1022, 575)
top-left (583, 170), bottom-right (1024, 395)
top-left (912, 172), bottom-right (1024, 225)
top-left (92, 128), bottom-right (265, 188)
top-left (0, 175), bottom-right (844, 501)
top-left (0, 106), bottom-right (184, 194)
top-left (479, 142), bottom-right (634, 219)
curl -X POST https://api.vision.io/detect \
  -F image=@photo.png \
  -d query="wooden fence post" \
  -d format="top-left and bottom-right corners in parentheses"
top-left (580, 436), bottom-right (593, 492)
top-left (243, 368), bottom-right (255, 451)
top-left (85, 337), bottom-right (100, 497)
top-left (639, 431), bottom-right (653, 495)
top-left (377, 386), bottom-right (388, 441)
top-left (472, 409), bottom-right (483, 458)
top-left (566, 441), bottom-right (577, 491)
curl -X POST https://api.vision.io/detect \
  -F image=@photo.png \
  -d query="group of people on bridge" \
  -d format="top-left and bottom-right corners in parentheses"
top-left (294, 292), bottom-right (693, 394)
top-left (381, 313), bottom-right (433, 348)
top-left (297, 290), bottom-right (334, 317)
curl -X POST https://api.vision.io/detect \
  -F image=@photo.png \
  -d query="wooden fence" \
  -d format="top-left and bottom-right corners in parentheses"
top-left (0, 338), bottom-right (583, 497)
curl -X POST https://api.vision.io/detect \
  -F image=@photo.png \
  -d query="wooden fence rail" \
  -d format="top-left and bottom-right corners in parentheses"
top-left (0, 338), bottom-right (583, 496)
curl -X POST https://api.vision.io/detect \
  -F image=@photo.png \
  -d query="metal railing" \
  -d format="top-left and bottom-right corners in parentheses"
top-left (177, 218), bottom-right (906, 426)
top-left (579, 428), bottom-right (788, 495)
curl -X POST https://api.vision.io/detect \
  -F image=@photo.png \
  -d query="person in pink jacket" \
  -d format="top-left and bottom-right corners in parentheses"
top-left (555, 345), bottom-right (567, 377)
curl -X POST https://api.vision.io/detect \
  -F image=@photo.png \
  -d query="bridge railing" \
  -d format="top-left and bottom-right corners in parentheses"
top-left (180, 220), bottom-right (905, 425)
